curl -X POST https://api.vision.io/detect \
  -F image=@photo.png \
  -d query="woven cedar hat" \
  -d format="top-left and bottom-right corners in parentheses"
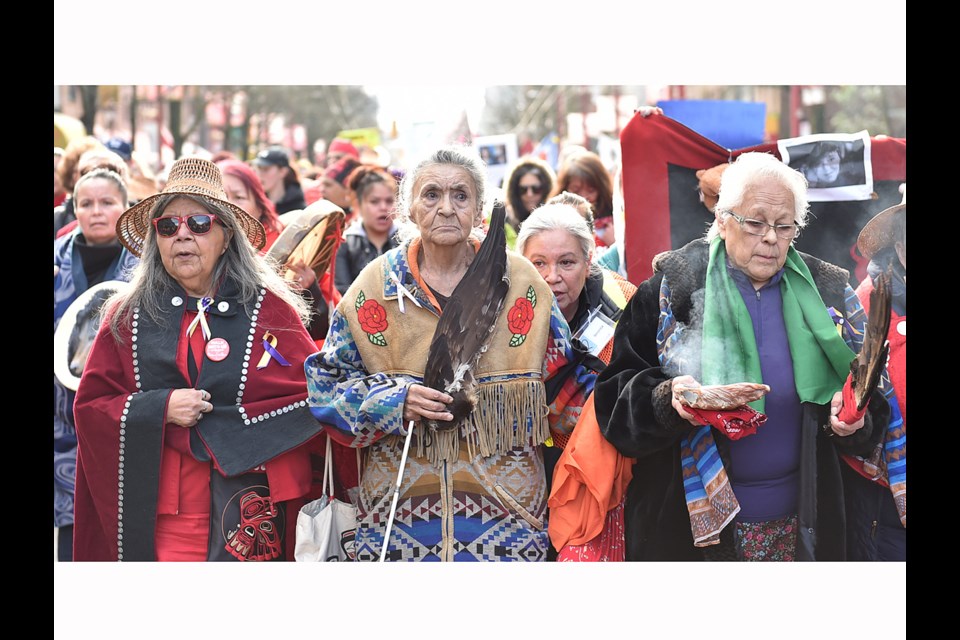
top-left (116, 157), bottom-right (266, 258)
top-left (857, 183), bottom-right (906, 260)
top-left (857, 203), bottom-right (906, 260)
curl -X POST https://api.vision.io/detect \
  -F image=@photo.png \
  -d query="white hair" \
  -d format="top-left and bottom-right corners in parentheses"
top-left (395, 145), bottom-right (491, 243)
top-left (516, 203), bottom-right (595, 261)
top-left (707, 152), bottom-right (810, 241)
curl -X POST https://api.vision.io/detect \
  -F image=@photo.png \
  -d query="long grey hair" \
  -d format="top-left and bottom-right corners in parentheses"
top-left (108, 194), bottom-right (309, 339)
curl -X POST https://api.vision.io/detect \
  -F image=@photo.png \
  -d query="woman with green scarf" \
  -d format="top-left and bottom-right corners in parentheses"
top-left (594, 152), bottom-right (889, 561)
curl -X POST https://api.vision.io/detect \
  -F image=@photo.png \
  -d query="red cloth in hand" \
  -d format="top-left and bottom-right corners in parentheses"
top-left (686, 405), bottom-right (767, 440)
top-left (837, 374), bottom-right (868, 424)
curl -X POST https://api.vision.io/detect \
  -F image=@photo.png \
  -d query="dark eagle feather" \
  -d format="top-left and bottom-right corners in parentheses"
top-left (422, 204), bottom-right (509, 432)
top-left (851, 269), bottom-right (892, 410)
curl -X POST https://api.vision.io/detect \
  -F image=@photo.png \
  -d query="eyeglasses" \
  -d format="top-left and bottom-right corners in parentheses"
top-left (724, 211), bottom-right (798, 240)
top-left (153, 214), bottom-right (219, 237)
top-left (518, 184), bottom-right (543, 195)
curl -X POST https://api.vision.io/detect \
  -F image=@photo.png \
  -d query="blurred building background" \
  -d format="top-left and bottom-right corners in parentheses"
top-left (54, 84), bottom-right (906, 175)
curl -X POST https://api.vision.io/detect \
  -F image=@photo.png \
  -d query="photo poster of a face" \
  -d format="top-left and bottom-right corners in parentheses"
top-left (473, 133), bottom-right (519, 188)
top-left (778, 130), bottom-right (874, 202)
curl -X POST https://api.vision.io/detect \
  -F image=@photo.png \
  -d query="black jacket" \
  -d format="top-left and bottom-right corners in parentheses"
top-left (274, 183), bottom-right (306, 215)
top-left (594, 239), bottom-right (888, 561)
top-left (334, 224), bottom-right (399, 295)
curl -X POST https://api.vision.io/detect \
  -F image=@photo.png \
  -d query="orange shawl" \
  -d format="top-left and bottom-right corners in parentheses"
top-left (547, 393), bottom-right (633, 549)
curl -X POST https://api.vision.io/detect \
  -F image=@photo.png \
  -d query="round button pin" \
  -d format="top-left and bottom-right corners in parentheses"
top-left (205, 337), bottom-right (230, 362)
top-left (217, 301), bottom-right (230, 312)
top-left (171, 296), bottom-right (184, 307)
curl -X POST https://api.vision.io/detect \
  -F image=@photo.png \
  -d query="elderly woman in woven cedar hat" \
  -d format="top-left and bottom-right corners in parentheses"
top-left (72, 157), bottom-right (329, 562)
top-left (841, 188), bottom-right (907, 561)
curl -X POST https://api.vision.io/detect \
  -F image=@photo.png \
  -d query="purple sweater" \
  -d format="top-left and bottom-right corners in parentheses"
top-left (726, 265), bottom-right (802, 522)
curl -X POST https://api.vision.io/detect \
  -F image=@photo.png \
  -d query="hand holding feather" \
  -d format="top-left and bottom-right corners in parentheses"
top-left (403, 384), bottom-right (454, 424)
top-left (836, 270), bottom-right (892, 425)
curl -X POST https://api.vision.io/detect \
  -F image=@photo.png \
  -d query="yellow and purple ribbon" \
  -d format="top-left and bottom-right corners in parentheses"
top-left (186, 297), bottom-right (214, 341)
top-left (256, 331), bottom-right (291, 369)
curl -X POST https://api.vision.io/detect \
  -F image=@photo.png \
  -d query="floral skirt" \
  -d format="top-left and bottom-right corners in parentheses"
top-left (556, 500), bottom-right (626, 562)
top-left (734, 514), bottom-right (798, 562)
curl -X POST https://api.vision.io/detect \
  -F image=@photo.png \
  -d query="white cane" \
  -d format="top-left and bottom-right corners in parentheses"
top-left (379, 420), bottom-right (415, 562)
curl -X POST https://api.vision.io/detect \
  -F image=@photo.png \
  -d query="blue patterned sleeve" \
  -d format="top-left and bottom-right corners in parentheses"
top-left (304, 309), bottom-right (414, 447)
top-left (838, 282), bottom-right (902, 464)
top-left (544, 298), bottom-right (597, 433)
top-left (843, 284), bottom-right (898, 404)
top-left (839, 284), bottom-right (866, 354)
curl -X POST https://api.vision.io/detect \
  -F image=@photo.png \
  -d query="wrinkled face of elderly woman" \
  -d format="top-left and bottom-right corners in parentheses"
top-left (717, 176), bottom-right (797, 289)
top-left (523, 228), bottom-right (590, 323)
top-left (409, 164), bottom-right (481, 247)
top-left (155, 197), bottom-right (231, 297)
top-left (75, 176), bottom-right (125, 246)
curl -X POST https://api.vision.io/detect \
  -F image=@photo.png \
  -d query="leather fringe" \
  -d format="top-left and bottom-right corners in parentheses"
top-left (414, 379), bottom-right (549, 466)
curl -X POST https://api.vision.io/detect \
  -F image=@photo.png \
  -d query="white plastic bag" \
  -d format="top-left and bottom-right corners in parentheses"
top-left (294, 436), bottom-right (358, 561)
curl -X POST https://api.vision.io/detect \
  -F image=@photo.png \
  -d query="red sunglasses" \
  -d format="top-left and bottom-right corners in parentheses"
top-left (153, 214), bottom-right (219, 237)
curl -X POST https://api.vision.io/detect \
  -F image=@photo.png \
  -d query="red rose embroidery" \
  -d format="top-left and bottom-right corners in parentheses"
top-left (507, 297), bottom-right (534, 336)
top-left (358, 299), bottom-right (388, 334)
